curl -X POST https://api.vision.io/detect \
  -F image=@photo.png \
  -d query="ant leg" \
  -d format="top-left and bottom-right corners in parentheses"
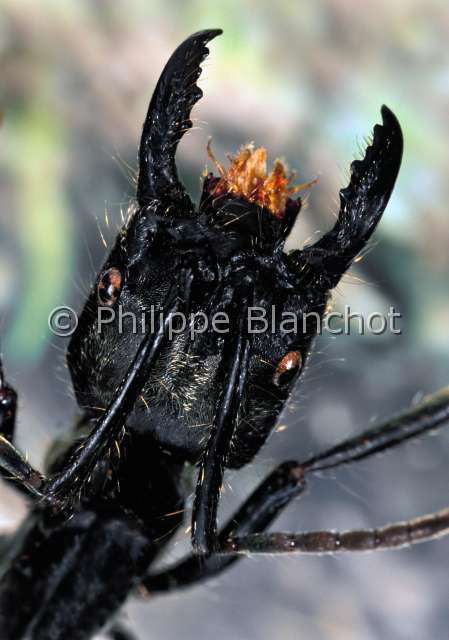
top-left (0, 284), bottom-right (185, 506)
top-left (0, 356), bottom-right (45, 499)
top-left (0, 299), bottom-right (173, 505)
top-left (193, 383), bottom-right (449, 556)
top-left (144, 385), bottom-right (449, 589)
top-left (220, 386), bottom-right (449, 555)
top-left (192, 305), bottom-right (252, 555)
top-left (0, 436), bottom-right (45, 499)
top-left (222, 507), bottom-right (449, 555)
top-left (300, 384), bottom-right (449, 473)
top-left (44, 286), bottom-right (183, 503)
top-left (143, 461), bottom-right (305, 592)
top-left (0, 374), bottom-right (16, 444)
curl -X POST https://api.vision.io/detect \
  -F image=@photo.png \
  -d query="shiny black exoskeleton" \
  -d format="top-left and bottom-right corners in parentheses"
top-left (2, 28), bottom-right (446, 640)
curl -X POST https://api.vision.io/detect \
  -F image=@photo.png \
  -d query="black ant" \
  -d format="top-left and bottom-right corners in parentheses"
top-left (0, 29), bottom-right (448, 640)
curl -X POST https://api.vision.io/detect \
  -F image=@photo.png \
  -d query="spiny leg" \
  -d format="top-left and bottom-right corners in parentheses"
top-left (192, 296), bottom-right (252, 555)
top-left (301, 384), bottom-right (449, 473)
top-left (222, 385), bottom-right (449, 555)
top-left (144, 385), bottom-right (449, 589)
top-left (223, 507), bottom-right (449, 555)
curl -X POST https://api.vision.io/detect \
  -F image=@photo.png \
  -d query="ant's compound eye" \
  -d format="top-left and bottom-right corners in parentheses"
top-left (97, 268), bottom-right (123, 306)
top-left (273, 351), bottom-right (302, 387)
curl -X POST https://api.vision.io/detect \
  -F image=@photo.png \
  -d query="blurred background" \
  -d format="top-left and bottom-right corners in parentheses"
top-left (1, 1), bottom-right (449, 639)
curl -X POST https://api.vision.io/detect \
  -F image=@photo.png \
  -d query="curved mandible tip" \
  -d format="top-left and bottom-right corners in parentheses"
top-left (337, 104), bottom-right (403, 239)
top-left (290, 106), bottom-right (403, 289)
top-left (137, 29), bottom-right (223, 211)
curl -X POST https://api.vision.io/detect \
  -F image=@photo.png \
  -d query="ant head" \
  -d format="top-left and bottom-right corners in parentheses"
top-left (67, 31), bottom-right (402, 467)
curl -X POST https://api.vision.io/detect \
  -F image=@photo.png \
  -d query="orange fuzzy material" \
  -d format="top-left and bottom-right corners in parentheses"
top-left (207, 142), bottom-right (315, 219)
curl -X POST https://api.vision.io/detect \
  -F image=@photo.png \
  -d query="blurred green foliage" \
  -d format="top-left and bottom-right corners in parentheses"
top-left (7, 104), bottom-right (73, 361)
